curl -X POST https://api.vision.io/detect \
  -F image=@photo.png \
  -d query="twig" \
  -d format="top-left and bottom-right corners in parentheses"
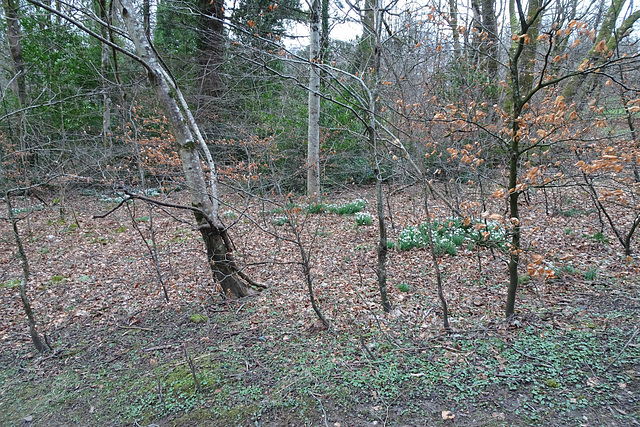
top-left (235, 302), bottom-right (247, 314)
top-left (92, 196), bottom-right (133, 219)
top-left (360, 335), bottom-right (376, 360)
top-left (118, 325), bottom-right (153, 332)
top-left (510, 346), bottom-right (555, 370)
top-left (601, 327), bottom-right (639, 373)
top-left (143, 344), bottom-right (173, 352)
top-left (309, 391), bottom-right (329, 427)
top-left (184, 344), bottom-right (201, 393)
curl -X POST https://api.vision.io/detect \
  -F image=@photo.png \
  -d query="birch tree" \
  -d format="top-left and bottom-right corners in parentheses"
top-left (307, 0), bottom-right (321, 197)
top-left (117, 0), bottom-right (264, 297)
top-left (26, 0), bottom-right (265, 298)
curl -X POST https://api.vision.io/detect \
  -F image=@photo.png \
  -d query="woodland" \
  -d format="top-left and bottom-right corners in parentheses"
top-left (0, 0), bottom-right (639, 425)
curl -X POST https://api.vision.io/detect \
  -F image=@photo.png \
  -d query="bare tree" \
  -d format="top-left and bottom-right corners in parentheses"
top-left (5, 191), bottom-right (48, 353)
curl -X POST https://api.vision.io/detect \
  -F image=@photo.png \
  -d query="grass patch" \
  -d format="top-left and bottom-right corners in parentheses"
top-left (589, 231), bottom-right (609, 243)
top-left (189, 314), bottom-right (208, 324)
top-left (397, 283), bottom-right (410, 292)
top-left (272, 216), bottom-right (289, 226)
top-left (584, 268), bottom-right (598, 281)
top-left (50, 275), bottom-right (68, 284)
top-left (0, 296), bottom-right (640, 426)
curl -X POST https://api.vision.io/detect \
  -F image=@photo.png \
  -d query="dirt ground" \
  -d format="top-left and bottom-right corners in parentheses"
top-left (1, 185), bottom-right (638, 426)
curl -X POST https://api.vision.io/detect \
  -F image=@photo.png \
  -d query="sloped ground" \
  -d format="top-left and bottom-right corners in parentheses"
top-left (0, 185), bottom-right (638, 426)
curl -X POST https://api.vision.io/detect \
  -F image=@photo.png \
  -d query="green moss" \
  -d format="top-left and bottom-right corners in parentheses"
top-left (189, 314), bottom-right (208, 324)
top-left (518, 275), bottom-right (530, 285)
top-left (545, 379), bottom-right (560, 388)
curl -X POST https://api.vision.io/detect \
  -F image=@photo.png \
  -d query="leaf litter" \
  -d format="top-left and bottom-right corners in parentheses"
top-left (0, 185), bottom-right (638, 425)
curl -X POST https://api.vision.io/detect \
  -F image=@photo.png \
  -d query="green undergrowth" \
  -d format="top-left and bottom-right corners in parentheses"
top-left (264, 199), bottom-right (368, 227)
top-left (392, 217), bottom-right (508, 254)
top-left (307, 199), bottom-right (367, 215)
top-left (0, 308), bottom-right (637, 426)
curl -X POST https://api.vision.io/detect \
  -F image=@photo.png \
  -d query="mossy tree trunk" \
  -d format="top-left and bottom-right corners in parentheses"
top-left (562, 0), bottom-right (640, 102)
top-left (117, 0), bottom-right (257, 298)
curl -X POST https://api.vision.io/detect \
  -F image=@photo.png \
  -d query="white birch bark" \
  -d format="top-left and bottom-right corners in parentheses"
top-left (116, 0), bottom-right (254, 297)
top-left (307, 0), bottom-right (321, 198)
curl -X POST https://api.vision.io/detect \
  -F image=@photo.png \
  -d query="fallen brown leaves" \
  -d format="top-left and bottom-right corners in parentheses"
top-left (0, 183), bottom-right (637, 352)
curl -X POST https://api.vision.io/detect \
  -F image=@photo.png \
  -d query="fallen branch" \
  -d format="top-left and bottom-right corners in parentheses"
top-left (92, 196), bottom-right (133, 219)
top-left (143, 344), bottom-right (174, 352)
top-left (118, 325), bottom-right (153, 332)
top-left (510, 346), bottom-right (555, 370)
top-left (601, 327), bottom-right (639, 373)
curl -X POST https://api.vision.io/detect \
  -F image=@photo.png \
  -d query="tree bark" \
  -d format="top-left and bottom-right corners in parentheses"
top-left (116, 0), bottom-right (255, 298)
top-left (367, 0), bottom-right (391, 313)
top-left (6, 194), bottom-right (48, 353)
top-left (518, 0), bottom-right (541, 93)
top-left (480, 0), bottom-right (498, 79)
top-left (422, 187), bottom-right (450, 332)
top-left (196, 0), bottom-right (225, 101)
top-left (96, 0), bottom-right (112, 148)
top-left (2, 0), bottom-right (28, 153)
top-left (448, 0), bottom-right (460, 61)
top-left (307, 0), bottom-right (321, 198)
top-left (3, 0), bottom-right (27, 108)
top-left (320, 0), bottom-right (330, 61)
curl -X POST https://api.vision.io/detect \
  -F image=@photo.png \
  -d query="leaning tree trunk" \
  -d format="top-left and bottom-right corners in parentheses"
top-left (117, 0), bottom-right (255, 298)
top-left (6, 194), bottom-right (48, 353)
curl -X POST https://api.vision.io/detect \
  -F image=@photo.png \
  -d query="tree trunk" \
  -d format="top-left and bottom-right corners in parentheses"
top-left (367, 0), bottom-right (391, 313)
top-left (307, 0), bottom-right (321, 198)
top-left (563, 1), bottom-right (640, 101)
top-left (518, 0), bottom-right (541, 93)
top-left (448, 0), bottom-right (460, 60)
top-left (357, 0), bottom-right (375, 72)
top-left (6, 194), bottom-right (48, 353)
top-left (320, 0), bottom-right (330, 61)
top-left (116, 0), bottom-right (255, 298)
top-left (375, 164), bottom-right (391, 312)
top-left (3, 0), bottom-right (27, 108)
top-left (196, 0), bottom-right (225, 101)
top-left (96, 0), bottom-right (112, 148)
top-left (422, 187), bottom-right (450, 332)
top-left (480, 0), bottom-right (498, 79)
top-left (143, 0), bottom-right (150, 38)
top-left (2, 0), bottom-right (28, 154)
top-left (504, 0), bottom-right (531, 318)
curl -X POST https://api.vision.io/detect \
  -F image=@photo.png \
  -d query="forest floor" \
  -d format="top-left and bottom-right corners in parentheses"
top-left (0, 184), bottom-right (638, 426)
